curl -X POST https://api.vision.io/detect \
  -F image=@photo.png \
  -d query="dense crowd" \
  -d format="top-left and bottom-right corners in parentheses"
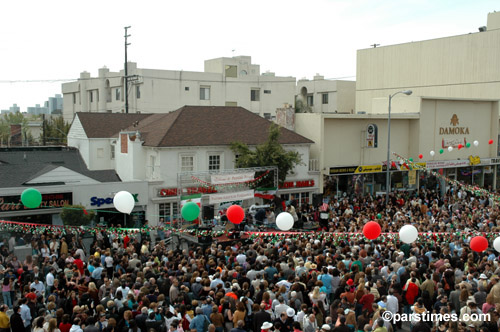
top-left (0, 186), bottom-right (499, 332)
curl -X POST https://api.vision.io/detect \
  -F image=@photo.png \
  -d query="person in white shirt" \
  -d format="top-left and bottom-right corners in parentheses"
top-left (45, 268), bottom-right (55, 298)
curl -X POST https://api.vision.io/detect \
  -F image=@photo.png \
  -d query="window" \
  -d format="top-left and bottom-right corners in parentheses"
top-left (110, 145), bottom-right (115, 159)
top-left (89, 91), bottom-right (93, 103)
top-left (73, 93), bottom-right (76, 104)
top-left (307, 95), bottom-right (314, 106)
top-left (200, 86), bottom-right (210, 100)
top-left (136, 85), bottom-right (141, 99)
top-left (159, 202), bottom-right (179, 224)
top-left (322, 93), bottom-right (329, 104)
top-left (150, 155), bottom-right (156, 173)
top-left (209, 155), bottom-right (220, 171)
top-left (115, 88), bottom-right (121, 101)
top-left (264, 90), bottom-right (271, 94)
top-left (181, 155), bottom-right (194, 172)
top-left (185, 87), bottom-right (190, 91)
top-left (225, 65), bottom-right (237, 78)
top-left (251, 89), bottom-right (260, 101)
top-left (264, 113), bottom-right (271, 120)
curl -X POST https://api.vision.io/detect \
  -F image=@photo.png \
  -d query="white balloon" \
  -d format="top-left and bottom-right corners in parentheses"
top-left (399, 225), bottom-right (419, 244)
top-left (448, 146), bottom-right (453, 152)
top-left (276, 212), bottom-right (294, 231)
top-left (113, 191), bottom-right (135, 214)
top-left (430, 151), bottom-right (435, 157)
top-left (494, 237), bottom-right (500, 253)
top-left (473, 140), bottom-right (479, 147)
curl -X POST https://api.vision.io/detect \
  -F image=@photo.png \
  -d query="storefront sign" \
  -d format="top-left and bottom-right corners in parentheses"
top-left (468, 155), bottom-right (480, 166)
top-left (355, 165), bottom-right (382, 173)
top-left (90, 194), bottom-right (139, 207)
top-left (329, 166), bottom-right (358, 175)
top-left (426, 160), bottom-right (470, 169)
top-left (366, 124), bottom-right (378, 148)
top-left (408, 170), bottom-right (416, 185)
top-left (439, 114), bottom-right (470, 135)
top-left (158, 186), bottom-right (217, 197)
top-left (211, 172), bottom-right (255, 185)
top-left (0, 192), bottom-right (73, 212)
top-left (279, 180), bottom-right (315, 189)
top-left (480, 158), bottom-right (500, 166)
top-left (209, 190), bottom-right (254, 204)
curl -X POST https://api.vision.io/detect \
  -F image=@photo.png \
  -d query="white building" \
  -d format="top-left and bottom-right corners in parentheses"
top-left (1, 104), bottom-right (20, 115)
top-left (62, 56), bottom-right (296, 123)
top-left (27, 104), bottom-right (49, 116)
top-left (296, 74), bottom-right (356, 114)
top-left (68, 106), bottom-right (319, 225)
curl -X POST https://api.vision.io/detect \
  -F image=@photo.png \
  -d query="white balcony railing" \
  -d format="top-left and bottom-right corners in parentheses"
top-left (309, 159), bottom-right (319, 172)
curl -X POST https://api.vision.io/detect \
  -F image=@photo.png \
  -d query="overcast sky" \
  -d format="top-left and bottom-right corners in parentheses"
top-left (1, 0), bottom-right (498, 112)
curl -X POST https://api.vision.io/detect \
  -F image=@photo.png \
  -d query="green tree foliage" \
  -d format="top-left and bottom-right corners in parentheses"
top-left (60, 204), bottom-right (95, 226)
top-left (230, 123), bottom-right (303, 185)
top-left (43, 116), bottom-right (70, 145)
top-left (0, 112), bottom-right (34, 145)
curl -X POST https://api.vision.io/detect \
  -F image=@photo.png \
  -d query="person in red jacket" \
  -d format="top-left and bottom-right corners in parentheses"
top-left (358, 287), bottom-right (375, 313)
top-left (404, 278), bottom-right (420, 314)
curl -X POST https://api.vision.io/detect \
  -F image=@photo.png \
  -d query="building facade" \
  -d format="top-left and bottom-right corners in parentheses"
top-left (295, 97), bottom-right (500, 196)
top-left (62, 56), bottom-right (296, 123)
top-left (296, 75), bottom-right (356, 114)
top-left (356, 11), bottom-right (500, 114)
top-left (68, 107), bottom-right (320, 225)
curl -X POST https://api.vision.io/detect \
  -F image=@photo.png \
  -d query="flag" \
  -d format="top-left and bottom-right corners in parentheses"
top-left (254, 187), bottom-right (277, 200)
top-left (180, 194), bottom-right (202, 208)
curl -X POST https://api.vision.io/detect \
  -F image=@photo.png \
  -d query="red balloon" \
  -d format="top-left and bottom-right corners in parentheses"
top-left (418, 154), bottom-right (423, 159)
top-left (470, 236), bottom-right (488, 252)
top-left (227, 205), bottom-right (245, 224)
top-left (489, 139), bottom-right (494, 145)
top-left (363, 221), bottom-right (381, 240)
top-left (458, 144), bottom-right (463, 150)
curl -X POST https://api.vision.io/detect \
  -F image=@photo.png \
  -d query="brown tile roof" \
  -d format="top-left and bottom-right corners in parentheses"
top-left (76, 112), bottom-right (151, 138)
top-left (121, 106), bottom-right (313, 147)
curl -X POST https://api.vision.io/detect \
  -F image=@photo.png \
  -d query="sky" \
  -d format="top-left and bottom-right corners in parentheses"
top-left (1, 0), bottom-right (498, 112)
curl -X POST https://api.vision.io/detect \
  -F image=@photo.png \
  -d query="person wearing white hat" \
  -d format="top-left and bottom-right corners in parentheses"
top-left (261, 322), bottom-right (273, 332)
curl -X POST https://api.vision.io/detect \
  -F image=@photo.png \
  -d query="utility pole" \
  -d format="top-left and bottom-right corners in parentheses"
top-left (42, 114), bottom-right (46, 146)
top-left (124, 26), bottom-right (131, 113)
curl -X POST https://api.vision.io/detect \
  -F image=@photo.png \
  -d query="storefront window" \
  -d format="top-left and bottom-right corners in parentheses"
top-left (159, 202), bottom-right (178, 225)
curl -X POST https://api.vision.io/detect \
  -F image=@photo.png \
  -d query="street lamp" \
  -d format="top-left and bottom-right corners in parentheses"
top-left (386, 90), bottom-right (412, 205)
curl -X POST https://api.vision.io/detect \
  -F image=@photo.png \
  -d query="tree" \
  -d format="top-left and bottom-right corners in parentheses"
top-left (60, 205), bottom-right (95, 226)
top-left (0, 112), bottom-right (35, 146)
top-left (230, 123), bottom-right (303, 185)
top-left (42, 116), bottom-right (70, 145)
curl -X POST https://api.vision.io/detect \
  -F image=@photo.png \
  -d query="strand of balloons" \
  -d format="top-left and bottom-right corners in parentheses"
top-left (363, 221), bottom-right (500, 253)
top-left (425, 139), bottom-right (493, 158)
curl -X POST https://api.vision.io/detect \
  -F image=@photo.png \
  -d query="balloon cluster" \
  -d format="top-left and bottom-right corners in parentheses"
top-left (425, 139), bottom-right (493, 159)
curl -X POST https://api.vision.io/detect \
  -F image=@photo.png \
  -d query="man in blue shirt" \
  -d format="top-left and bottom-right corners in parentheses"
top-left (20, 297), bottom-right (31, 331)
top-left (190, 307), bottom-right (210, 332)
top-left (92, 261), bottom-right (104, 281)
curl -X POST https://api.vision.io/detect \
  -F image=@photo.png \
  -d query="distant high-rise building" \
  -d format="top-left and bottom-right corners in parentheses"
top-left (27, 104), bottom-right (50, 115)
top-left (1, 104), bottom-right (20, 115)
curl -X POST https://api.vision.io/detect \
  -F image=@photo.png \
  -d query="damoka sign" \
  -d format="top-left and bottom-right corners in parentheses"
top-left (439, 114), bottom-right (470, 135)
top-left (90, 194), bottom-right (139, 207)
top-left (0, 193), bottom-right (73, 212)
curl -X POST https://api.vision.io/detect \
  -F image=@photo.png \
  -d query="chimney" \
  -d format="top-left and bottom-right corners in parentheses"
top-left (10, 124), bottom-right (22, 146)
top-left (275, 103), bottom-right (295, 131)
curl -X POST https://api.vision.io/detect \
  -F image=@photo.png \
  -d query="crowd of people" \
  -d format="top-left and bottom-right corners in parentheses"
top-left (0, 186), bottom-right (498, 332)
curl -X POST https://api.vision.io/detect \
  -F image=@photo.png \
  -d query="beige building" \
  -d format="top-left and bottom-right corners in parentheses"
top-left (356, 11), bottom-right (500, 114)
top-left (296, 97), bottom-right (500, 196)
top-left (61, 56), bottom-right (296, 123)
top-left (295, 75), bottom-right (356, 114)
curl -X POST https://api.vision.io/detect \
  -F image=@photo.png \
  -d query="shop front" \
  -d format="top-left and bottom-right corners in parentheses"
top-left (73, 181), bottom-right (148, 228)
top-left (278, 179), bottom-right (318, 207)
top-left (0, 191), bottom-right (73, 225)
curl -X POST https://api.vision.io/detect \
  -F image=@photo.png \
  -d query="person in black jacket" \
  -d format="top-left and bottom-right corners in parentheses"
top-left (253, 304), bottom-right (272, 332)
top-left (10, 305), bottom-right (24, 332)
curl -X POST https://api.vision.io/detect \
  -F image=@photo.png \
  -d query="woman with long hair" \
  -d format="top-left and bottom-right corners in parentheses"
top-left (48, 318), bottom-right (61, 332)
top-left (232, 301), bottom-right (246, 328)
top-left (309, 286), bottom-right (327, 308)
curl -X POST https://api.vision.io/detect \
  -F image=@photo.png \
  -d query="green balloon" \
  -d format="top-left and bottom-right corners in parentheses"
top-left (181, 202), bottom-right (200, 221)
top-left (409, 158), bottom-right (413, 162)
top-left (466, 142), bottom-right (471, 148)
top-left (377, 213), bottom-right (382, 219)
top-left (21, 188), bottom-right (42, 209)
top-left (439, 149), bottom-right (444, 154)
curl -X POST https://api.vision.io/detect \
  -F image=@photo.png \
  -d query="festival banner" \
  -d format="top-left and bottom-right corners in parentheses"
top-left (255, 188), bottom-right (277, 200)
top-left (209, 190), bottom-right (254, 204)
top-left (211, 172), bottom-right (255, 185)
